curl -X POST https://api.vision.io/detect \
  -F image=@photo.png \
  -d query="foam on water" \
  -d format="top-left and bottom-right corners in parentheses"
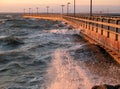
top-left (46, 49), bottom-right (93, 89)
top-left (0, 36), bottom-right (7, 39)
top-left (48, 29), bottom-right (80, 35)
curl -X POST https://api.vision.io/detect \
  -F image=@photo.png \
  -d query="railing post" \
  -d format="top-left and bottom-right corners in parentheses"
top-left (101, 18), bottom-right (104, 35)
top-left (107, 19), bottom-right (110, 38)
top-left (96, 18), bottom-right (98, 33)
top-left (115, 20), bottom-right (119, 41)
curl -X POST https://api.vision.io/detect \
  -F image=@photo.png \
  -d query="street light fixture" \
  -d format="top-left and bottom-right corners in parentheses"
top-left (61, 5), bottom-right (65, 15)
top-left (36, 7), bottom-right (39, 15)
top-left (46, 6), bottom-right (49, 14)
top-left (67, 2), bottom-right (70, 15)
top-left (23, 9), bottom-right (26, 15)
top-left (51, 9), bottom-right (54, 14)
top-left (29, 8), bottom-right (31, 15)
top-left (31, 8), bottom-right (33, 15)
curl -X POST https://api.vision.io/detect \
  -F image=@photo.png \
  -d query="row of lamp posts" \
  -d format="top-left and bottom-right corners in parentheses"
top-left (73, 0), bottom-right (93, 16)
top-left (24, 0), bottom-right (93, 17)
top-left (60, 0), bottom-right (92, 16)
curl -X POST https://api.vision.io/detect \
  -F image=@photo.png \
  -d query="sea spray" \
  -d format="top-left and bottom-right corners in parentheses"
top-left (46, 49), bottom-right (93, 89)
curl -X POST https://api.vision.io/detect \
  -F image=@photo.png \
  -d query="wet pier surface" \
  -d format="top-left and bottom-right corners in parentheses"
top-left (0, 14), bottom-right (120, 89)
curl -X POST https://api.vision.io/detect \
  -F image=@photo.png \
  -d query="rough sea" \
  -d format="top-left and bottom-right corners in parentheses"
top-left (0, 14), bottom-right (120, 89)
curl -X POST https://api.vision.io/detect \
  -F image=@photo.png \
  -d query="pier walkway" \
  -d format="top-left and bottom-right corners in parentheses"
top-left (23, 14), bottom-right (120, 64)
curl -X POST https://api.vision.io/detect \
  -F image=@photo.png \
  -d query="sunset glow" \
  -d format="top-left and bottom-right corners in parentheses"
top-left (0, 0), bottom-right (120, 13)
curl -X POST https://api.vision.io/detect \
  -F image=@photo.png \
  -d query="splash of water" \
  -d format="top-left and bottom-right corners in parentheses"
top-left (48, 29), bottom-right (80, 35)
top-left (46, 49), bottom-right (93, 89)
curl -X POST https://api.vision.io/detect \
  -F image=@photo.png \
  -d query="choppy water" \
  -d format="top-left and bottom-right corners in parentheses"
top-left (0, 14), bottom-right (120, 89)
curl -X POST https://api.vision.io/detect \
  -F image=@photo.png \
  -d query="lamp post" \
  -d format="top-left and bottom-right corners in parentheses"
top-left (29, 8), bottom-right (31, 15)
top-left (61, 5), bottom-right (65, 15)
top-left (90, 0), bottom-right (92, 16)
top-left (51, 9), bottom-right (53, 14)
top-left (67, 2), bottom-right (70, 15)
top-left (74, 0), bottom-right (76, 16)
top-left (36, 7), bottom-right (39, 15)
top-left (31, 8), bottom-right (33, 16)
top-left (46, 6), bottom-right (49, 14)
top-left (23, 9), bottom-right (26, 15)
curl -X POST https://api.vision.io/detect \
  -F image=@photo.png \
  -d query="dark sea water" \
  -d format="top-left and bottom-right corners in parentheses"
top-left (0, 14), bottom-right (120, 89)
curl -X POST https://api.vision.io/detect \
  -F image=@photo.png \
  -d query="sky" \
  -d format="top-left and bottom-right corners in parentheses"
top-left (0, 0), bottom-right (120, 13)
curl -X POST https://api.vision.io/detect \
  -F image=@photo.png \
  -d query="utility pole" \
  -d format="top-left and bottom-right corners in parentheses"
top-left (61, 5), bottom-right (65, 15)
top-left (74, 0), bottom-right (76, 16)
top-left (90, 0), bottom-right (92, 16)
top-left (67, 2), bottom-right (70, 15)
top-left (46, 6), bottom-right (49, 14)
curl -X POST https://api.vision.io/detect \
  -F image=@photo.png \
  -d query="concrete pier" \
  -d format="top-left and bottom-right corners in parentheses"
top-left (23, 14), bottom-right (120, 64)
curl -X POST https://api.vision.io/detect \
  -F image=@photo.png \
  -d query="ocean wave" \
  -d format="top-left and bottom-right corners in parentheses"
top-left (0, 35), bottom-right (24, 45)
top-left (0, 62), bottom-right (24, 73)
top-left (5, 19), bottom-right (62, 30)
top-left (0, 19), bottom-right (7, 24)
top-left (0, 51), bottom-right (34, 65)
top-left (27, 41), bottom-right (59, 49)
top-left (31, 55), bottom-right (51, 66)
top-left (0, 35), bottom-right (8, 39)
